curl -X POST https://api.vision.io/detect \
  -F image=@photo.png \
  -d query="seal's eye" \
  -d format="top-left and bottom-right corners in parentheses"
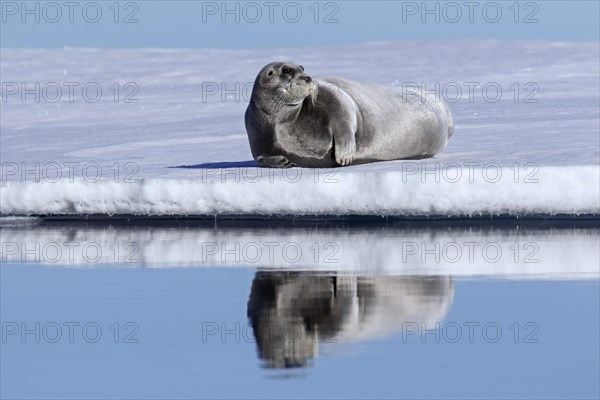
top-left (282, 67), bottom-right (291, 74)
top-left (267, 70), bottom-right (273, 76)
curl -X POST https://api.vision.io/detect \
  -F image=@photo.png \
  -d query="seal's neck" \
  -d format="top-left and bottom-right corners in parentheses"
top-left (251, 94), bottom-right (306, 124)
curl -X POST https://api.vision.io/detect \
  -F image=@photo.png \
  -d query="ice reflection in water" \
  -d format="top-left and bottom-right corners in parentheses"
top-left (247, 272), bottom-right (454, 369)
top-left (1, 218), bottom-right (598, 279)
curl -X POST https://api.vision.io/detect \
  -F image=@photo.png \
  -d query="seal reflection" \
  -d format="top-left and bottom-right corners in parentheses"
top-left (247, 272), bottom-right (454, 369)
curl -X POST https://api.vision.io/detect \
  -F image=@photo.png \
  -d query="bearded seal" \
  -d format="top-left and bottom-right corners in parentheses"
top-left (247, 271), bottom-right (454, 369)
top-left (245, 61), bottom-right (454, 168)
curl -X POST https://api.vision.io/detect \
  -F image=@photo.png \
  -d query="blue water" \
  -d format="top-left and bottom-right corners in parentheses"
top-left (1, 262), bottom-right (598, 399)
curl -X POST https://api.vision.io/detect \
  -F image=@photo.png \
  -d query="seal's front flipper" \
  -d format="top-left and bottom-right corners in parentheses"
top-left (256, 155), bottom-right (296, 168)
top-left (330, 93), bottom-right (358, 167)
top-left (333, 133), bottom-right (356, 166)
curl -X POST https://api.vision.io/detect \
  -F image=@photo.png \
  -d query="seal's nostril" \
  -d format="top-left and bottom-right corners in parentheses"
top-left (304, 75), bottom-right (312, 83)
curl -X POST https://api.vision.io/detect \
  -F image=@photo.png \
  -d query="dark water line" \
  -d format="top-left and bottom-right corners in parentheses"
top-left (2, 213), bottom-right (599, 230)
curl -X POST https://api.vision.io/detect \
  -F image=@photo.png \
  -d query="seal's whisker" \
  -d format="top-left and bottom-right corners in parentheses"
top-left (269, 94), bottom-right (286, 113)
top-left (310, 84), bottom-right (318, 107)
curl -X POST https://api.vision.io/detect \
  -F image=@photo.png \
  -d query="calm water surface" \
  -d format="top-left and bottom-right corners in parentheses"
top-left (1, 219), bottom-right (599, 399)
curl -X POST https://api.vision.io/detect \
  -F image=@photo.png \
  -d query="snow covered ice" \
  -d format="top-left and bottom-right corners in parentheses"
top-left (1, 41), bottom-right (599, 217)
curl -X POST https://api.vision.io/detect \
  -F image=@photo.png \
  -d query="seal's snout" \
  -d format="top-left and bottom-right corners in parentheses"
top-left (303, 75), bottom-right (313, 83)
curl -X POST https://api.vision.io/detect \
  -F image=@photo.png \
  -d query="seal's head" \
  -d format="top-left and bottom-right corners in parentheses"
top-left (252, 61), bottom-right (316, 111)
